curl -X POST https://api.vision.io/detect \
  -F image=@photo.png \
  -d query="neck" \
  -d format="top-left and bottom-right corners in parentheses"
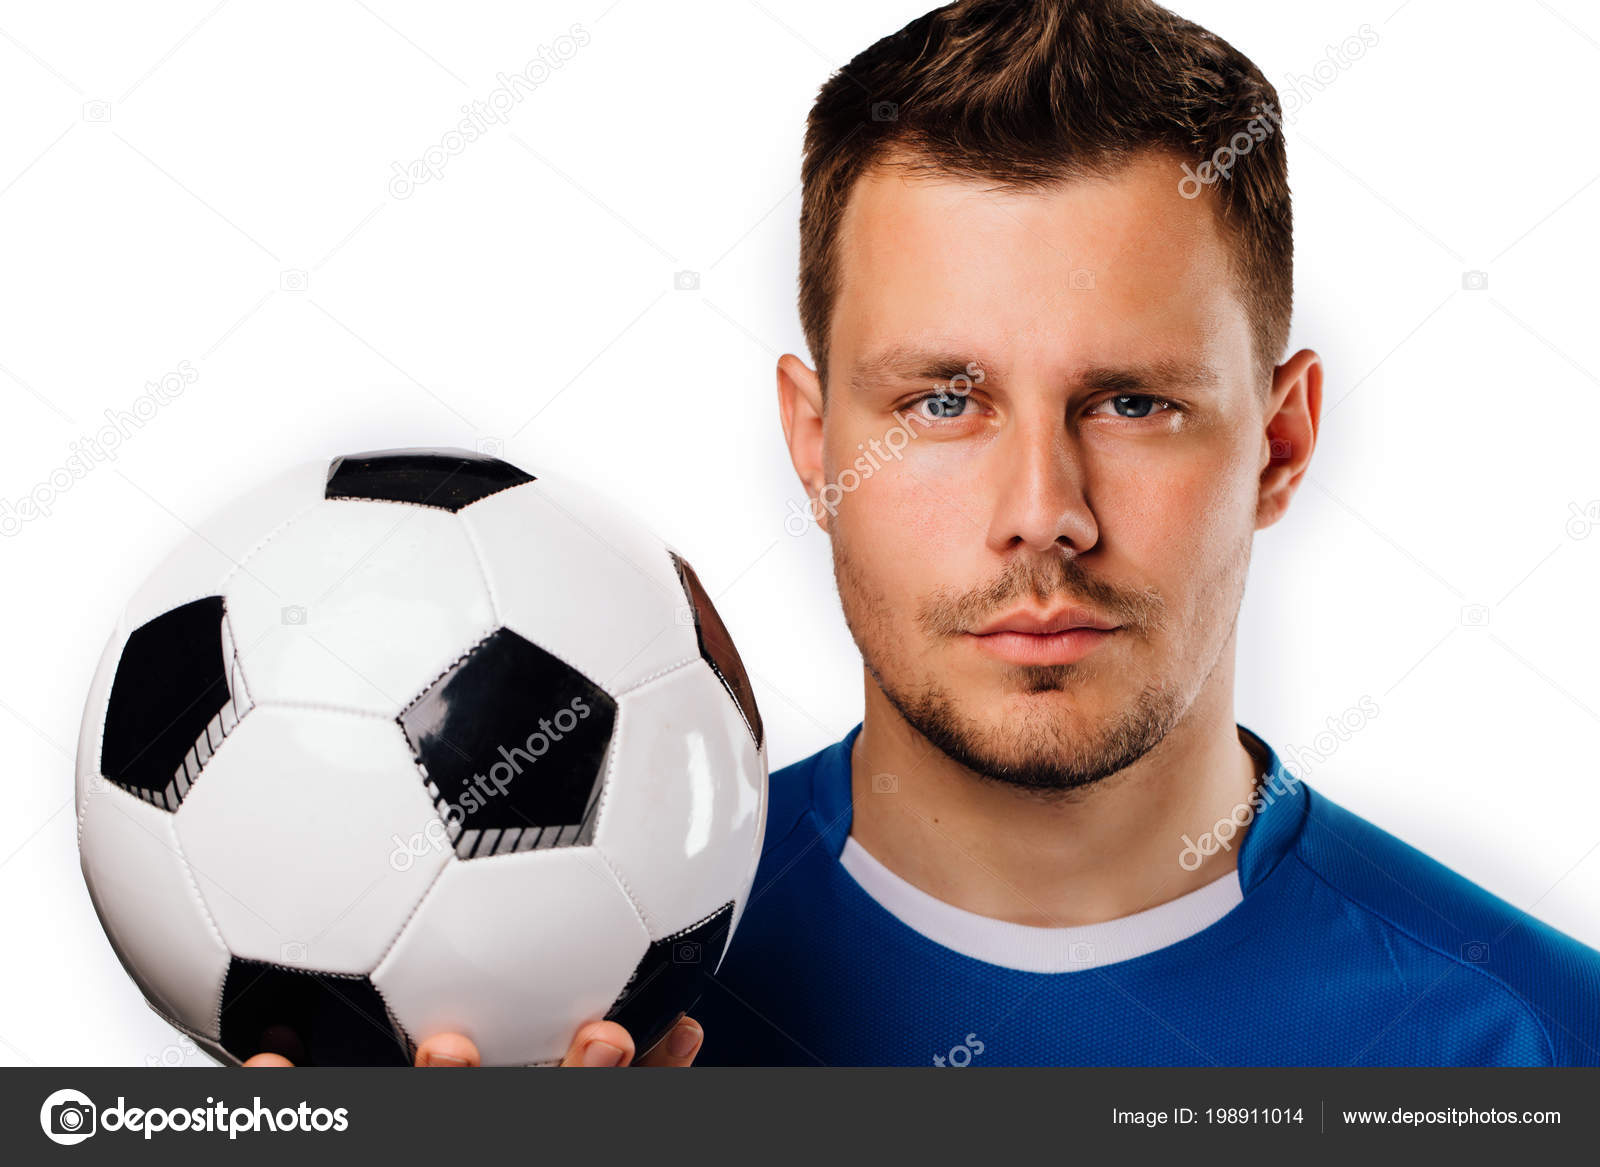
top-left (848, 667), bottom-right (1263, 928)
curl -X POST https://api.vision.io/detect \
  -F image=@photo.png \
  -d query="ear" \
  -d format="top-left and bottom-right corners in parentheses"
top-left (777, 353), bottom-right (829, 533)
top-left (1257, 348), bottom-right (1322, 531)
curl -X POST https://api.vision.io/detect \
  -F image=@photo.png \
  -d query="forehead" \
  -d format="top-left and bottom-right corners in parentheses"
top-left (830, 151), bottom-right (1250, 379)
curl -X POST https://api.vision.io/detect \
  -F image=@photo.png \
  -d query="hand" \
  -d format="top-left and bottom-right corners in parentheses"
top-left (242, 1015), bottom-right (704, 1068)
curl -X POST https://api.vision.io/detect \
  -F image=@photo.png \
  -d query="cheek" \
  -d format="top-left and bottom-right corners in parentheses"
top-left (1098, 438), bottom-right (1254, 560)
top-left (873, 430), bottom-right (998, 540)
top-left (1092, 448), bottom-right (1255, 651)
top-left (829, 443), bottom-right (968, 603)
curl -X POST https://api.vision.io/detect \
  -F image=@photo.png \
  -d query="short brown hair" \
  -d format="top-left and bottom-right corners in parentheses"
top-left (798, 0), bottom-right (1292, 394)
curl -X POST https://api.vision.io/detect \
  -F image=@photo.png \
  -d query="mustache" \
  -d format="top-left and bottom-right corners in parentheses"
top-left (916, 555), bottom-right (1167, 638)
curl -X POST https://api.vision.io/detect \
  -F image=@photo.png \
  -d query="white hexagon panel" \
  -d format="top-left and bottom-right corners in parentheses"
top-left (593, 662), bottom-right (767, 939)
top-left (458, 467), bottom-right (704, 695)
top-left (76, 447), bottom-right (769, 1065)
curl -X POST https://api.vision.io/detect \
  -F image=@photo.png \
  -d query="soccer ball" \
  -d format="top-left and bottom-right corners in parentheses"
top-left (76, 448), bottom-right (768, 1066)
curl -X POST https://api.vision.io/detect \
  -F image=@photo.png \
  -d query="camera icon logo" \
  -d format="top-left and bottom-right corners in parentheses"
top-left (1566, 501), bottom-right (1600, 540)
top-left (280, 269), bottom-right (309, 293)
top-left (82, 100), bottom-right (112, 123)
top-left (281, 604), bottom-right (308, 626)
top-left (147, 1035), bottom-right (200, 1068)
top-left (673, 940), bottom-right (702, 964)
top-left (673, 270), bottom-right (700, 291)
top-left (1461, 270), bottom-right (1488, 291)
top-left (871, 100), bottom-right (899, 122)
top-left (40, 1088), bottom-right (97, 1145)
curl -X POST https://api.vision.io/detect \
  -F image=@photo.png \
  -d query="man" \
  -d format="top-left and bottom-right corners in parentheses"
top-left (696, 0), bottom-right (1599, 1068)
top-left (253, 0), bottom-right (1600, 1069)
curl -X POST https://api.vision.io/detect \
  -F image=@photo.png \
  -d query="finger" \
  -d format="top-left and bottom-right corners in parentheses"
top-left (243, 1053), bottom-right (294, 1067)
top-left (634, 1016), bottom-right (702, 1067)
top-left (415, 1032), bottom-right (481, 1067)
top-left (560, 1019), bottom-right (635, 1067)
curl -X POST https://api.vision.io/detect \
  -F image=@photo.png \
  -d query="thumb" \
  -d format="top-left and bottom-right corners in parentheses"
top-left (634, 1016), bottom-right (703, 1067)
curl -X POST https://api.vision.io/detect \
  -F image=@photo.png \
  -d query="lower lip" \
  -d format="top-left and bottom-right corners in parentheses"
top-left (967, 627), bottom-right (1118, 665)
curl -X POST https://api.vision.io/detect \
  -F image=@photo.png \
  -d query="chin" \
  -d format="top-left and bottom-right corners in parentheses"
top-left (882, 667), bottom-right (1185, 795)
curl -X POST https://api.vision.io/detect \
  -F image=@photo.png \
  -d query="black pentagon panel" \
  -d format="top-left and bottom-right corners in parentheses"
top-left (101, 596), bottom-right (253, 811)
top-left (325, 447), bottom-right (534, 512)
top-left (606, 901), bottom-right (734, 1059)
top-left (670, 552), bottom-right (764, 750)
top-left (398, 628), bottom-right (617, 859)
top-left (219, 958), bottom-right (411, 1067)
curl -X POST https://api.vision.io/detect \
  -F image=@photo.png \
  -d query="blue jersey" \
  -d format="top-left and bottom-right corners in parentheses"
top-left (693, 724), bottom-right (1600, 1066)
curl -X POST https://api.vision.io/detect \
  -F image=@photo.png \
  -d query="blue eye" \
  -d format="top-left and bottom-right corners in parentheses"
top-left (916, 391), bottom-right (969, 419)
top-left (1104, 394), bottom-right (1170, 419)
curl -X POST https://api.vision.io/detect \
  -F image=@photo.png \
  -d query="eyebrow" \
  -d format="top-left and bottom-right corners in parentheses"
top-left (1077, 357), bottom-right (1220, 393)
top-left (849, 347), bottom-right (1221, 394)
top-left (849, 345), bottom-right (984, 392)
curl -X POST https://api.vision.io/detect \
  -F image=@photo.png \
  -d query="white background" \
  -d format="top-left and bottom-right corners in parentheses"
top-left (2, 0), bottom-right (1598, 1066)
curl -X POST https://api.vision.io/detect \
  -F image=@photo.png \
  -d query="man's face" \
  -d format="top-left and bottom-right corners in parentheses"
top-left (816, 150), bottom-right (1269, 794)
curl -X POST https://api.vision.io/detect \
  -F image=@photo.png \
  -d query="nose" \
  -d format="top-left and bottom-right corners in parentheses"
top-left (985, 420), bottom-right (1098, 556)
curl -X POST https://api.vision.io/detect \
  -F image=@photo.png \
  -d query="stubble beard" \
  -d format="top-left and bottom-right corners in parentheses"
top-left (832, 531), bottom-right (1244, 801)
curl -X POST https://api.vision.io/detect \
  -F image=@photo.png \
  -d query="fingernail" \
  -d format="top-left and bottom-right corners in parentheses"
top-left (666, 1022), bottom-right (702, 1058)
top-left (421, 1050), bottom-right (468, 1066)
top-left (582, 1039), bottom-right (625, 1067)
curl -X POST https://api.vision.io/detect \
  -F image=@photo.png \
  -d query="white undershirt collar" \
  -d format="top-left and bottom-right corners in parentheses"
top-left (839, 834), bottom-right (1243, 974)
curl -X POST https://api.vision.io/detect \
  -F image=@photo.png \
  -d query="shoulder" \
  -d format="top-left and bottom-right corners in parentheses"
top-left (760, 746), bottom-right (823, 855)
top-left (694, 732), bottom-right (855, 1066)
top-left (1291, 786), bottom-right (1600, 1064)
top-left (756, 728), bottom-right (856, 866)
